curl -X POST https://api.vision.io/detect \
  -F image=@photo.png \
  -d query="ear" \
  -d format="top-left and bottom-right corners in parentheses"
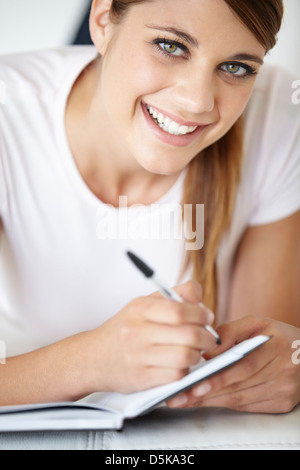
top-left (89, 0), bottom-right (114, 54)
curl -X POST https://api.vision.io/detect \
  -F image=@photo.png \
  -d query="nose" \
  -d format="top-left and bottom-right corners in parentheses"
top-left (171, 68), bottom-right (216, 116)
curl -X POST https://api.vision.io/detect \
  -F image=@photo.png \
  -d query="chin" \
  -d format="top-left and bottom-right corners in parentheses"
top-left (138, 157), bottom-right (187, 176)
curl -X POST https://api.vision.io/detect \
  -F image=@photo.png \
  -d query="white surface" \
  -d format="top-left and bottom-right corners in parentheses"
top-left (101, 405), bottom-right (300, 450)
top-left (0, 405), bottom-right (299, 450)
top-left (0, 0), bottom-right (299, 76)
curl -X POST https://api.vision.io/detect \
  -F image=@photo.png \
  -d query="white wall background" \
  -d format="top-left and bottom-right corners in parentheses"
top-left (0, 0), bottom-right (90, 53)
top-left (264, 0), bottom-right (300, 76)
top-left (0, 0), bottom-right (299, 76)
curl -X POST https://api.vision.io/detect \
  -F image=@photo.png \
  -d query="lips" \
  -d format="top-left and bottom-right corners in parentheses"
top-left (142, 102), bottom-right (208, 147)
top-left (146, 105), bottom-right (198, 136)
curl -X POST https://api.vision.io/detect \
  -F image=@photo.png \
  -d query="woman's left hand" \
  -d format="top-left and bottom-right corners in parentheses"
top-left (166, 315), bottom-right (300, 414)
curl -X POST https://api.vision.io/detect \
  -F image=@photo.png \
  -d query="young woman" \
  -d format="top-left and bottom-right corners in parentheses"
top-left (0, 0), bottom-right (299, 412)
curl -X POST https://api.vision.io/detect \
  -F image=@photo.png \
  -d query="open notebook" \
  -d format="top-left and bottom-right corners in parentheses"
top-left (0, 335), bottom-right (269, 432)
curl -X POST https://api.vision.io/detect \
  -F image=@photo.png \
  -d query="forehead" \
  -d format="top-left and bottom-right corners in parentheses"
top-left (118, 0), bottom-right (265, 55)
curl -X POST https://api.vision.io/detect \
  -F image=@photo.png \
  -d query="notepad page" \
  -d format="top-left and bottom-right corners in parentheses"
top-left (0, 408), bottom-right (123, 432)
top-left (78, 360), bottom-right (221, 418)
top-left (81, 335), bottom-right (270, 419)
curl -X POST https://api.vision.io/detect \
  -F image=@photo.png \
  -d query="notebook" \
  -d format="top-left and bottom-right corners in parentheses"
top-left (0, 335), bottom-right (269, 432)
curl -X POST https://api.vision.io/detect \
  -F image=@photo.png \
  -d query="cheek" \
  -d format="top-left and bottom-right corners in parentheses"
top-left (218, 84), bottom-right (254, 126)
top-left (102, 52), bottom-right (167, 123)
top-left (118, 50), bottom-right (170, 104)
top-left (199, 85), bottom-right (254, 151)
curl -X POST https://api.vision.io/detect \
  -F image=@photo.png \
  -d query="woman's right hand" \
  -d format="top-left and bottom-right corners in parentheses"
top-left (86, 281), bottom-right (217, 394)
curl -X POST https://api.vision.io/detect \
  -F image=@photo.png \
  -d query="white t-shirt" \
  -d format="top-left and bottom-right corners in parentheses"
top-left (0, 47), bottom-right (299, 350)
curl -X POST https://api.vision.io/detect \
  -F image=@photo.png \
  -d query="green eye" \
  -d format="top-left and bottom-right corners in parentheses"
top-left (159, 42), bottom-right (185, 57)
top-left (220, 62), bottom-right (257, 79)
top-left (226, 64), bottom-right (242, 74)
top-left (153, 38), bottom-right (190, 59)
top-left (163, 43), bottom-right (178, 54)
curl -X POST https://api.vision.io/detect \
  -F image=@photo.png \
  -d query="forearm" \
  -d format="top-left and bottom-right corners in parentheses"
top-left (0, 331), bottom-right (95, 406)
top-left (0, 281), bottom-right (217, 406)
top-left (228, 214), bottom-right (300, 328)
top-left (229, 290), bottom-right (300, 327)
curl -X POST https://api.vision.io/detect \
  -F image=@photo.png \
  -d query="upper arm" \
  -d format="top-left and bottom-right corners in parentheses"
top-left (228, 211), bottom-right (300, 327)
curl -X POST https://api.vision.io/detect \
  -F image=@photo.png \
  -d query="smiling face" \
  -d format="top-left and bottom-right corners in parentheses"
top-left (91, 0), bottom-right (265, 175)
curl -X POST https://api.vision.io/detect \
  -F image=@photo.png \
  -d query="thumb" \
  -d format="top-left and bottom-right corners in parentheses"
top-left (204, 315), bottom-right (270, 359)
top-left (172, 280), bottom-right (203, 304)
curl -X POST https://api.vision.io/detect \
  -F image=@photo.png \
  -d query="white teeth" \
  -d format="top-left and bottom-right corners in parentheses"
top-left (179, 125), bottom-right (189, 134)
top-left (157, 113), bottom-right (164, 124)
top-left (169, 121), bottom-right (180, 134)
top-left (147, 106), bottom-right (198, 136)
top-left (164, 117), bottom-right (171, 127)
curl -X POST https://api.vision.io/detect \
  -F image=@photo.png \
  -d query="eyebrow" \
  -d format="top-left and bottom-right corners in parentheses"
top-left (146, 24), bottom-right (264, 65)
top-left (227, 53), bottom-right (264, 66)
top-left (146, 24), bottom-right (199, 48)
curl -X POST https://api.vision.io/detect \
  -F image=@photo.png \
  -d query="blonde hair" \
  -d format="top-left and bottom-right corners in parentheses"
top-left (109, 0), bottom-right (284, 314)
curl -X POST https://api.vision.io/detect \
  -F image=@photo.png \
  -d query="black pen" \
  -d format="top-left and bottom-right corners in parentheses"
top-left (126, 251), bottom-right (221, 345)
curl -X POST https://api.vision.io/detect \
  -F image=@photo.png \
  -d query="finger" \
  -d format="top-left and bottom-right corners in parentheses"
top-left (199, 337), bottom-right (278, 394)
top-left (167, 361), bottom-right (277, 410)
top-left (144, 344), bottom-right (205, 369)
top-left (232, 399), bottom-right (295, 414)
top-left (143, 297), bottom-right (214, 327)
top-left (193, 380), bottom-right (287, 413)
top-left (188, 355), bottom-right (282, 406)
top-left (131, 366), bottom-right (189, 392)
top-left (171, 280), bottom-right (203, 304)
top-left (149, 280), bottom-right (203, 305)
top-left (164, 377), bottom-right (298, 414)
top-left (204, 315), bottom-right (271, 359)
top-left (166, 381), bottom-right (212, 408)
top-left (145, 322), bottom-right (218, 352)
top-left (204, 351), bottom-right (296, 400)
top-left (166, 392), bottom-right (190, 408)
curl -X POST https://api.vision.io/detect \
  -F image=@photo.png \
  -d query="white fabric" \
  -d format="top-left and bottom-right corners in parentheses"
top-left (0, 404), bottom-right (299, 450)
top-left (0, 46), bottom-right (299, 352)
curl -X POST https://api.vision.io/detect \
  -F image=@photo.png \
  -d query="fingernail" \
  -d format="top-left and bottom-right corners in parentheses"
top-left (208, 310), bottom-right (215, 325)
top-left (199, 302), bottom-right (215, 324)
top-left (169, 394), bottom-right (188, 408)
top-left (192, 383), bottom-right (211, 397)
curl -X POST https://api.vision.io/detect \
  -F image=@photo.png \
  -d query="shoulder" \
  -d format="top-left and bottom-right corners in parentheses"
top-left (243, 63), bottom-right (299, 174)
top-left (0, 46), bottom-right (98, 101)
top-left (249, 63), bottom-right (297, 105)
top-left (244, 64), bottom-right (299, 146)
top-left (241, 64), bottom-right (300, 225)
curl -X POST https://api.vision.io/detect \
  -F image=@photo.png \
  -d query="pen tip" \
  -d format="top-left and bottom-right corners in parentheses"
top-left (126, 251), bottom-right (154, 278)
top-left (217, 338), bottom-right (222, 346)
